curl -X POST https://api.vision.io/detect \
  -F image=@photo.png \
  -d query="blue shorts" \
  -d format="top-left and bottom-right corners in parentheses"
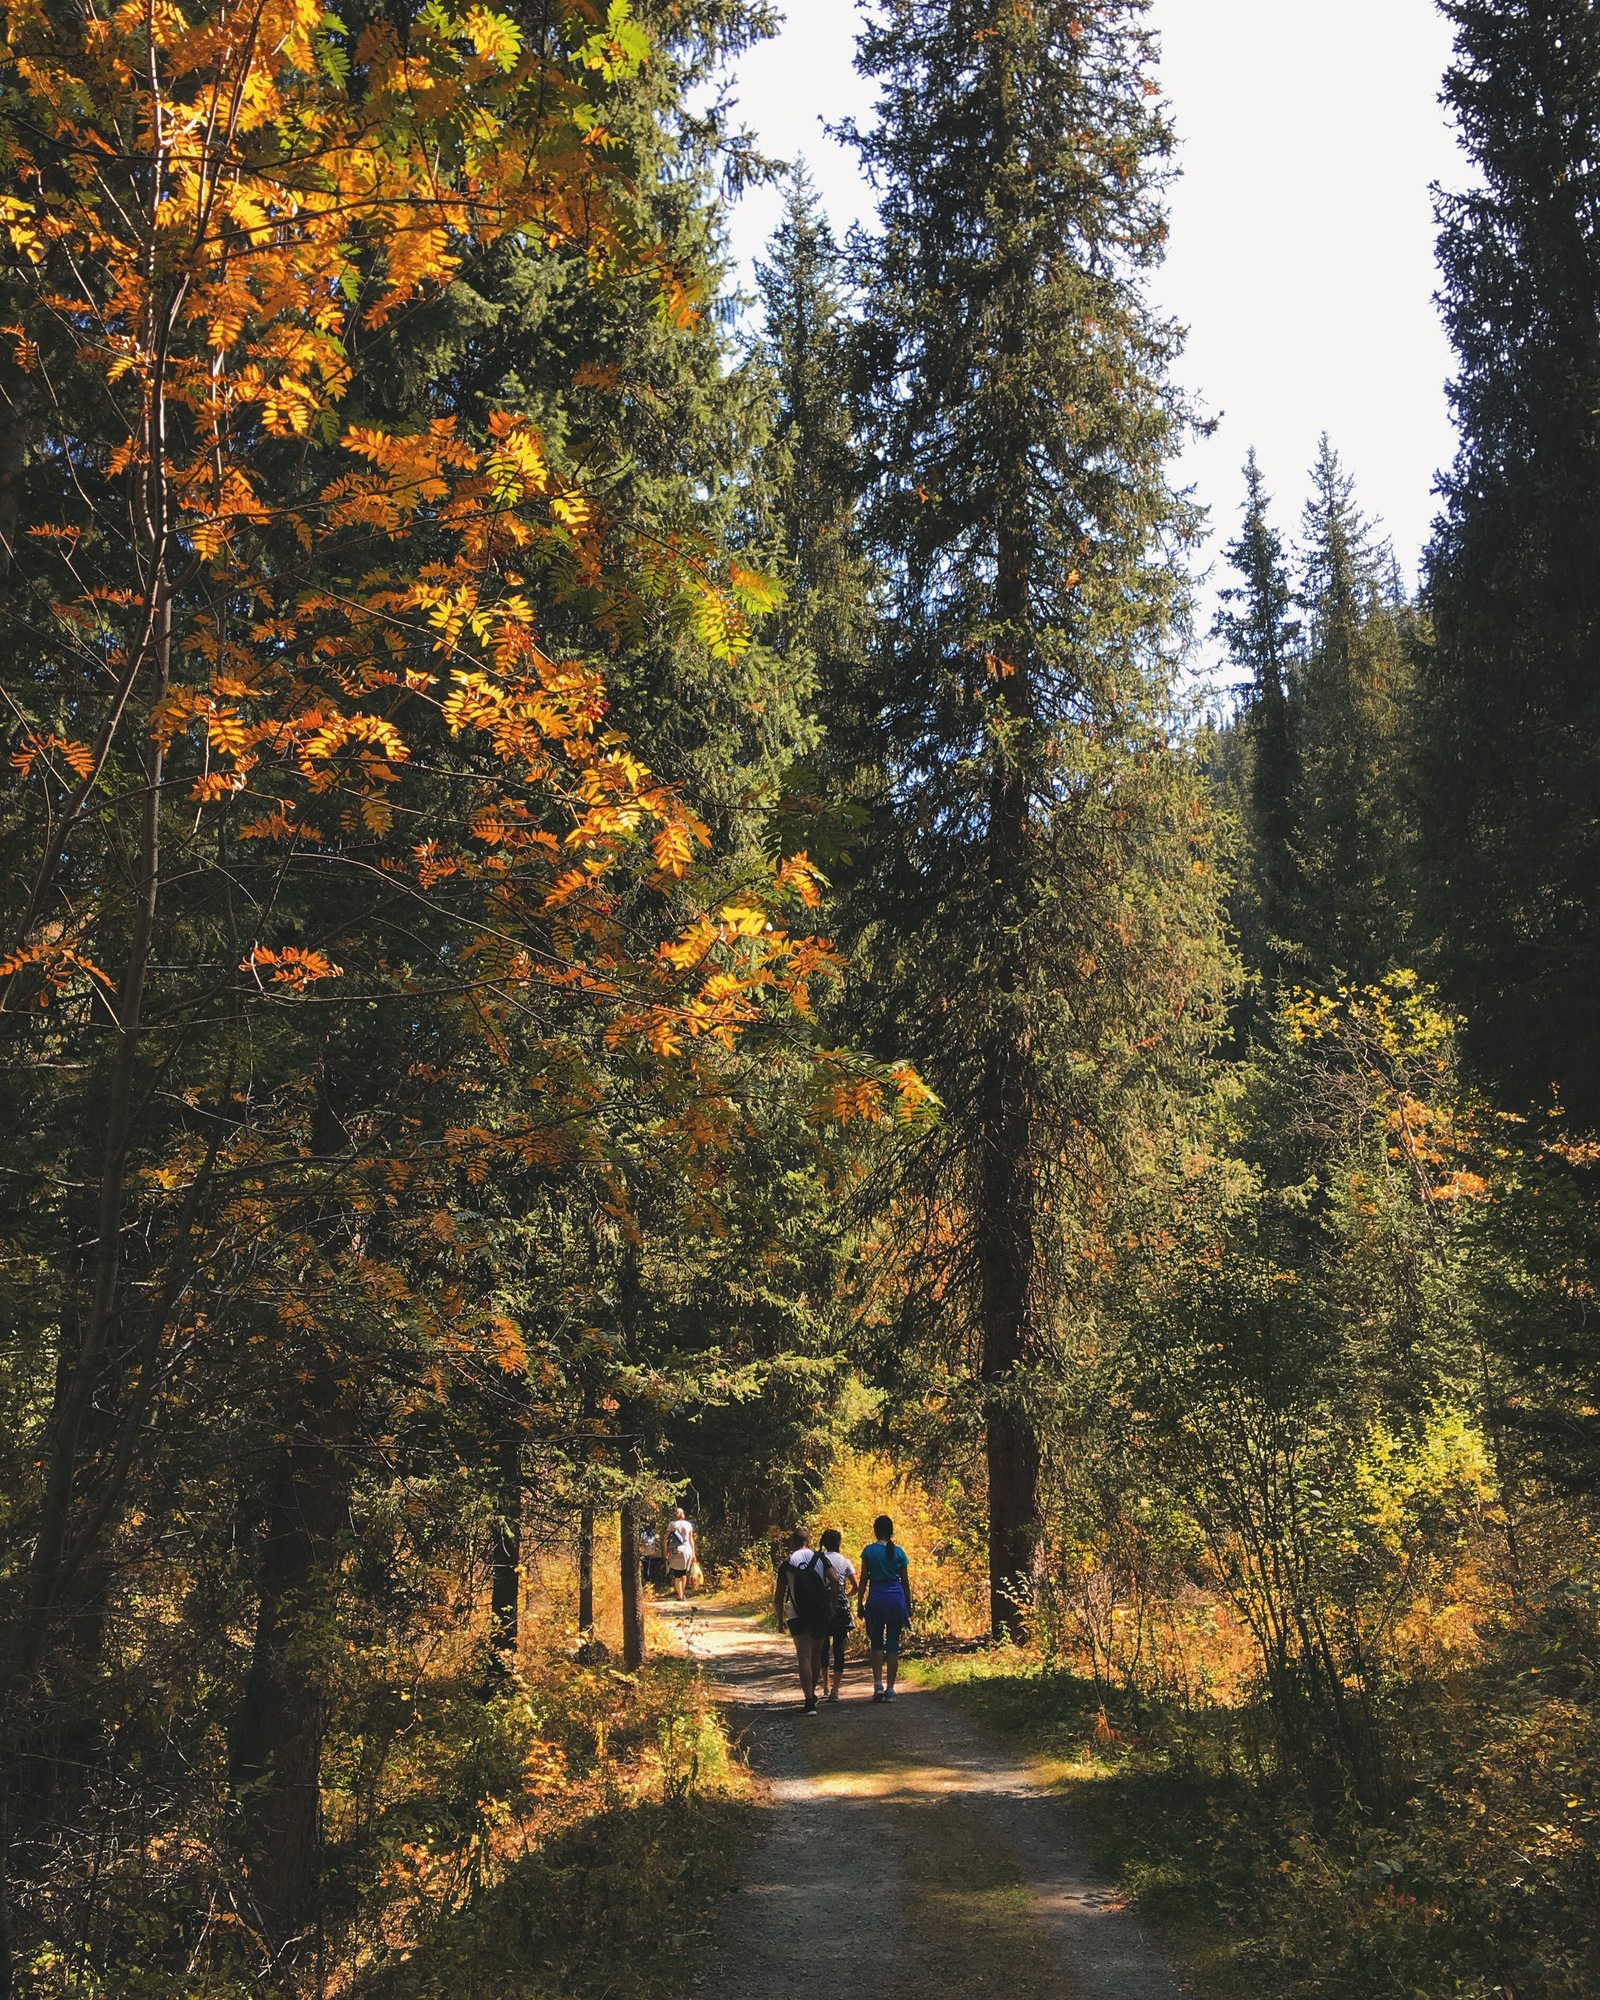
top-left (865, 1609), bottom-right (904, 1655)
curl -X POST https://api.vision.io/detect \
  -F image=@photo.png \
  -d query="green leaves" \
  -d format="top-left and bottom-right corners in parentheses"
top-left (577, 0), bottom-right (651, 81)
top-left (415, 0), bottom-right (524, 72)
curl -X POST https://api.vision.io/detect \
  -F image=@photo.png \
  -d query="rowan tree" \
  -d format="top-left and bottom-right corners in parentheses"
top-left (0, 0), bottom-right (897, 1976)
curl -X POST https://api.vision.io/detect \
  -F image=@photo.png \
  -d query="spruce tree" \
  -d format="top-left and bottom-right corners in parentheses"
top-left (1418, 0), bottom-right (1600, 1125)
top-left (845, 0), bottom-right (1227, 1633)
top-left (1215, 450), bottom-right (1301, 997)
top-left (753, 167), bottom-right (877, 847)
top-left (756, 170), bottom-right (865, 676)
top-left (1292, 437), bottom-right (1413, 985)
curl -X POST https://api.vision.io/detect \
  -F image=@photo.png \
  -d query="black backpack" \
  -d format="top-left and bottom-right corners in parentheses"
top-left (790, 1550), bottom-right (836, 1625)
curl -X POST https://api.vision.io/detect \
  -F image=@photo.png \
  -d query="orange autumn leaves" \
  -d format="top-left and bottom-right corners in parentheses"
top-left (0, 0), bottom-right (925, 1174)
top-left (1, 0), bottom-right (643, 501)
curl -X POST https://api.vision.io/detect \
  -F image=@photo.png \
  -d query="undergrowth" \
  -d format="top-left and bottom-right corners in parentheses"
top-left (19, 1649), bottom-right (748, 2000)
top-left (911, 1605), bottom-right (1600, 2000)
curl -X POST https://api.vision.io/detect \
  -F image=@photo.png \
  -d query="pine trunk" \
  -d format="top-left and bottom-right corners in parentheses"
top-left (978, 745), bottom-right (1040, 1637)
top-left (979, 436), bottom-right (1041, 1635)
top-left (229, 1443), bottom-right (346, 1955)
top-left (619, 1502), bottom-right (645, 1671)
top-left (489, 1430), bottom-right (521, 1660)
top-left (577, 1502), bottom-right (595, 1632)
top-left (0, 1854), bottom-right (10, 2000)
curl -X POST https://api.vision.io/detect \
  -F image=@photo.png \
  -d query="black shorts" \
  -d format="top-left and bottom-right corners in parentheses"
top-left (787, 1617), bottom-right (829, 1641)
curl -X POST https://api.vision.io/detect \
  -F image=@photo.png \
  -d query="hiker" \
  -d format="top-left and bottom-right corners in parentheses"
top-left (858, 1514), bottom-right (913, 1702)
top-left (775, 1528), bottom-right (839, 1714)
top-left (817, 1528), bottom-right (857, 1702)
top-left (664, 1506), bottom-right (697, 1601)
top-left (638, 1520), bottom-right (664, 1589)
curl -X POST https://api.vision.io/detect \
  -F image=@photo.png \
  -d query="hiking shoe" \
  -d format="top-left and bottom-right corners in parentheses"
top-left (802, 1697), bottom-right (819, 1714)
top-left (883, 1688), bottom-right (899, 1702)
top-left (871, 1687), bottom-right (885, 1702)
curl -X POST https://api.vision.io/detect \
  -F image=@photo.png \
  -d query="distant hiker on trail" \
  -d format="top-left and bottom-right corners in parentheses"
top-left (817, 1529), bottom-right (856, 1702)
top-left (858, 1514), bottom-right (913, 1702)
top-left (664, 1507), bottom-right (697, 1601)
top-left (776, 1528), bottom-right (840, 1714)
top-left (638, 1521), bottom-right (664, 1589)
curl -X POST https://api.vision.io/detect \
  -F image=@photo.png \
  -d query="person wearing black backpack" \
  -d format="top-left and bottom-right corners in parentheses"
top-left (774, 1528), bottom-right (839, 1714)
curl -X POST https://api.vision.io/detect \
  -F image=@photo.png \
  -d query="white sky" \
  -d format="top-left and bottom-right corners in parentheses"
top-left (721, 0), bottom-right (1469, 667)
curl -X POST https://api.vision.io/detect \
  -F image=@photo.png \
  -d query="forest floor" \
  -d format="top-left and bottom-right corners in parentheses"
top-left (655, 1600), bottom-right (1190, 2000)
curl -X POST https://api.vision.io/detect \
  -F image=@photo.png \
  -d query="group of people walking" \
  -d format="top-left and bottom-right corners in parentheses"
top-left (774, 1515), bottom-right (913, 1713)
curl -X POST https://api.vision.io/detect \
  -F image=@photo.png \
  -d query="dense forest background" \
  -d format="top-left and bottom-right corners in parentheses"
top-left (0, 0), bottom-right (1595, 1995)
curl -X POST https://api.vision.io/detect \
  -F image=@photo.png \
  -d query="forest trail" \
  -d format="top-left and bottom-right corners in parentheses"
top-left (654, 1601), bottom-right (1190, 2000)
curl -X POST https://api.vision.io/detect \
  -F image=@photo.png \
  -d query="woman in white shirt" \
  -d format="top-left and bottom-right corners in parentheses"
top-left (663, 1507), bottom-right (697, 1601)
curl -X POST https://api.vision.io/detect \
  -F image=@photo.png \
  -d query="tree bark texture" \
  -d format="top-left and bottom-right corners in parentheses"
top-left (0, 364), bottom-right (25, 580)
top-left (977, 938), bottom-right (1041, 1637)
top-left (619, 1501), bottom-right (645, 1671)
top-left (489, 1430), bottom-right (522, 1658)
top-left (0, 1802), bottom-right (11, 2000)
top-left (977, 495), bottom-right (1042, 1637)
top-left (577, 1502), bottom-right (595, 1633)
top-left (228, 1442), bottom-right (347, 1956)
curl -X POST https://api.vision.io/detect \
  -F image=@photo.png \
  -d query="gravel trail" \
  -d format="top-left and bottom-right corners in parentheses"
top-left (655, 1602), bottom-right (1189, 2000)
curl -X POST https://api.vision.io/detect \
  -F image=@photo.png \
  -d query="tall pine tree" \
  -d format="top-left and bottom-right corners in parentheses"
top-left (845, 0), bottom-right (1227, 1634)
top-left (1418, 0), bottom-right (1600, 1126)
top-left (753, 166), bottom-right (878, 840)
top-left (756, 169), bottom-right (867, 685)
top-left (1292, 438), bottom-right (1414, 985)
top-left (1215, 450), bottom-right (1301, 999)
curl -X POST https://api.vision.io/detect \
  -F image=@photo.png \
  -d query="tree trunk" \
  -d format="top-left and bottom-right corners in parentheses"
top-left (0, 1797), bottom-right (12, 2000)
top-left (0, 363), bottom-right (26, 580)
top-left (619, 1501), bottom-right (645, 1671)
top-left (978, 979), bottom-right (1040, 1638)
top-left (577, 1502), bottom-right (595, 1633)
top-left (489, 1430), bottom-right (521, 1660)
top-left (15, 597), bottom-right (169, 1677)
top-left (978, 497), bottom-right (1041, 1638)
top-left (229, 1443), bottom-right (346, 1958)
top-left (0, 595), bottom-right (172, 2000)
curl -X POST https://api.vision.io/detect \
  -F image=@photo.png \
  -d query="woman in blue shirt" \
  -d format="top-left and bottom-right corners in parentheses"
top-left (857, 1514), bottom-right (913, 1702)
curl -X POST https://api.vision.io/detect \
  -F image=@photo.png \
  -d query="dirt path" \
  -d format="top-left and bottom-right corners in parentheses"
top-left (655, 1602), bottom-right (1189, 2000)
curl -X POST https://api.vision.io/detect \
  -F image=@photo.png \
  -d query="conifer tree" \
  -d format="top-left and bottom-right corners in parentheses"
top-left (753, 167), bottom-right (877, 849)
top-left (1292, 438), bottom-right (1413, 985)
top-left (845, 0), bottom-right (1227, 1634)
top-left (756, 170), bottom-right (866, 675)
top-left (359, 0), bottom-right (799, 849)
top-left (1215, 451), bottom-right (1301, 997)
top-left (1419, 0), bottom-right (1600, 1125)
